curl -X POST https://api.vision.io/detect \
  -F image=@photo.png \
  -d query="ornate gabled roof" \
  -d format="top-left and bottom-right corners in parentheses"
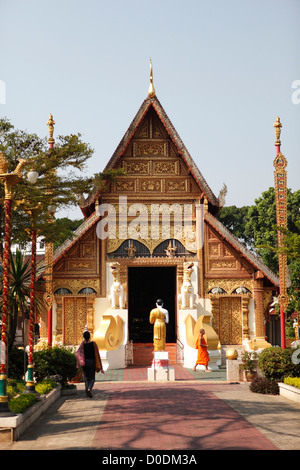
top-left (81, 95), bottom-right (220, 214)
top-left (204, 212), bottom-right (280, 287)
top-left (53, 211), bottom-right (100, 265)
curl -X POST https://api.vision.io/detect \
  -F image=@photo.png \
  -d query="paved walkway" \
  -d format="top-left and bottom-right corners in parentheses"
top-left (1, 366), bottom-right (300, 451)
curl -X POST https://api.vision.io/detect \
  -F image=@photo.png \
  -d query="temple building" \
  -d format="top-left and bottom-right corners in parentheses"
top-left (38, 65), bottom-right (279, 369)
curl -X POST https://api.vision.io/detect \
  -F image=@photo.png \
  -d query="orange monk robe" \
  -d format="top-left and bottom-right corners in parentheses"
top-left (195, 335), bottom-right (210, 366)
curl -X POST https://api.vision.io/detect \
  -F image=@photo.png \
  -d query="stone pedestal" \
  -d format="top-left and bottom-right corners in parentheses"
top-left (147, 351), bottom-right (175, 382)
top-left (226, 359), bottom-right (243, 381)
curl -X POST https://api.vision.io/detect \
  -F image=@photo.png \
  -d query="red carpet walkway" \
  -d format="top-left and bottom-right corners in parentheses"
top-left (3, 366), bottom-right (300, 451)
top-left (92, 382), bottom-right (278, 450)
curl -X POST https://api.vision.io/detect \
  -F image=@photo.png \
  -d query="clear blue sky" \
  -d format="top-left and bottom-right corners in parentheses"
top-left (1, 0), bottom-right (299, 219)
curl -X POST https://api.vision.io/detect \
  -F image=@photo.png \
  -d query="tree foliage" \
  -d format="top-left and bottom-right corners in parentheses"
top-left (217, 187), bottom-right (300, 314)
top-left (0, 117), bottom-right (122, 253)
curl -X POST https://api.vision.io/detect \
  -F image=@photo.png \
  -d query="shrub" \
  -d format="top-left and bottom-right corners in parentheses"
top-left (6, 379), bottom-right (26, 399)
top-left (8, 348), bottom-right (28, 380)
top-left (258, 347), bottom-right (300, 382)
top-left (249, 376), bottom-right (279, 395)
top-left (284, 377), bottom-right (300, 389)
top-left (34, 346), bottom-right (77, 385)
top-left (9, 393), bottom-right (38, 414)
top-left (35, 379), bottom-right (57, 395)
top-left (240, 350), bottom-right (258, 372)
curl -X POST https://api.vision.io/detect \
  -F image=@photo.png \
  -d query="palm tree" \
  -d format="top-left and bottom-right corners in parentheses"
top-left (8, 250), bottom-right (32, 351)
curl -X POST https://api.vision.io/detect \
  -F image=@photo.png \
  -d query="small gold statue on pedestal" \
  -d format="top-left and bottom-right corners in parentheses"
top-left (149, 299), bottom-right (169, 351)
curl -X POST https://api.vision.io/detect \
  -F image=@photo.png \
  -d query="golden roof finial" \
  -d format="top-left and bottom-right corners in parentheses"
top-left (47, 113), bottom-right (55, 145)
top-left (148, 58), bottom-right (156, 98)
top-left (273, 116), bottom-right (282, 146)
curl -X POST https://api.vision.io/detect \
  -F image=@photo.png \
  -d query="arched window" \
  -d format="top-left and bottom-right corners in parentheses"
top-left (153, 239), bottom-right (193, 257)
top-left (233, 286), bottom-right (251, 294)
top-left (208, 287), bottom-right (226, 294)
top-left (78, 287), bottom-right (97, 294)
top-left (108, 239), bottom-right (150, 258)
top-left (54, 288), bottom-right (72, 295)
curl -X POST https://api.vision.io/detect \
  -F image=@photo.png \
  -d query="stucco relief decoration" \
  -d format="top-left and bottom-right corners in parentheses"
top-left (167, 180), bottom-right (186, 191)
top-left (134, 142), bottom-right (167, 157)
top-left (141, 180), bottom-right (161, 191)
top-left (154, 162), bottom-right (177, 174)
top-left (125, 161), bottom-right (149, 174)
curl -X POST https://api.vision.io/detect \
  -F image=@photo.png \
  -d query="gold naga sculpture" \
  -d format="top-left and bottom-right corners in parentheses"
top-left (93, 315), bottom-right (124, 351)
top-left (185, 314), bottom-right (220, 350)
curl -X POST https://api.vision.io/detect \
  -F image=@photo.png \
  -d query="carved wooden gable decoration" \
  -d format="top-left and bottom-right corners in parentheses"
top-left (204, 212), bottom-right (279, 287)
top-left (53, 220), bottom-right (101, 296)
top-left (205, 222), bottom-right (252, 278)
top-left (109, 106), bottom-right (201, 199)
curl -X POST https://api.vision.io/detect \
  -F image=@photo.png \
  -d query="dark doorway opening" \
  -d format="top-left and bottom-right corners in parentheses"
top-left (128, 266), bottom-right (176, 343)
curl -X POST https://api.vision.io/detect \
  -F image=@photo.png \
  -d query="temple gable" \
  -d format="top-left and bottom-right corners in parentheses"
top-left (103, 105), bottom-right (206, 202)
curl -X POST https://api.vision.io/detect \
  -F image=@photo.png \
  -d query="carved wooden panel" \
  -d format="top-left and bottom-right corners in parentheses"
top-left (63, 297), bottom-right (87, 345)
top-left (205, 225), bottom-right (251, 277)
top-left (53, 225), bottom-right (99, 278)
top-left (133, 141), bottom-right (168, 157)
top-left (218, 297), bottom-right (242, 345)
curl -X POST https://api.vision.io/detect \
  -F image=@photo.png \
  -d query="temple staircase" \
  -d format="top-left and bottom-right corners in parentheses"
top-left (132, 343), bottom-right (178, 366)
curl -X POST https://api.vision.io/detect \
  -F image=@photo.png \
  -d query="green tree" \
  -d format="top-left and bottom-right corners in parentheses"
top-left (217, 187), bottom-right (300, 318)
top-left (216, 205), bottom-right (250, 244)
top-left (277, 223), bottom-right (300, 315)
top-left (0, 118), bottom-right (122, 347)
top-left (218, 187), bottom-right (300, 274)
top-left (0, 117), bottom-right (122, 254)
top-left (0, 250), bottom-right (31, 351)
top-left (52, 218), bottom-right (84, 249)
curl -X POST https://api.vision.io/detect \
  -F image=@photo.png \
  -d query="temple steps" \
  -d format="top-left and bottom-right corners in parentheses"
top-left (132, 343), bottom-right (177, 366)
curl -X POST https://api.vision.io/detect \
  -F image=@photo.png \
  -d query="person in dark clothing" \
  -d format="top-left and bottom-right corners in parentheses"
top-left (76, 330), bottom-right (104, 397)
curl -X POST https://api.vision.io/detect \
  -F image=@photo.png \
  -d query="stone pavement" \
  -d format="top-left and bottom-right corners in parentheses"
top-left (0, 366), bottom-right (299, 452)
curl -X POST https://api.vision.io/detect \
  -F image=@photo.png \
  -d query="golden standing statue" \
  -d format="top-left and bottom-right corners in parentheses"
top-left (149, 299), bottom-right (169, 351)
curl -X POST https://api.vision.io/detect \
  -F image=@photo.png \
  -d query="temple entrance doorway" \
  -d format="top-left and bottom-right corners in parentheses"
top-left (128, 266), bottom-right (176, 344)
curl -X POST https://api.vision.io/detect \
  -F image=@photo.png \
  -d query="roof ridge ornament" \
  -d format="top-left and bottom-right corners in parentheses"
top-left (148, 58), bottom-right (156, 98)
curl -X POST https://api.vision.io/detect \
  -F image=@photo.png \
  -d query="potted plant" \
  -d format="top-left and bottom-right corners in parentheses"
top-left (241, 350), bottom-right (258, 381)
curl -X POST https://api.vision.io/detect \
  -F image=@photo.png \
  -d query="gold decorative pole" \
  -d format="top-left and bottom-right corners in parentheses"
top-left (24, 206), bottom-right (41, 393)
top-left (273, 116), bottom-right (288, 348)
top-left (45, 114), bottom-right (56, 347)
top-left (0, 153), bottom-right (27, 415)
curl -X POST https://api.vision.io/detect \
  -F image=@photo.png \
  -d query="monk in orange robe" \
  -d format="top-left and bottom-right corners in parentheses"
top-left (193, 328), bottom-right (211, 372)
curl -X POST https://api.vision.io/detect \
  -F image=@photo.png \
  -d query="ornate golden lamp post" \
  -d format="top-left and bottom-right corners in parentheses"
top-left (0, 153), bottom-right (28, 415)
top-left (273, 116), bottom-right (288, 348)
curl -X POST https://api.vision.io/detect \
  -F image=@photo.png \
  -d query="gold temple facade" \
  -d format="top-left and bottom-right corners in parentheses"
top-left (38, 79), bottom-right (279, 368)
